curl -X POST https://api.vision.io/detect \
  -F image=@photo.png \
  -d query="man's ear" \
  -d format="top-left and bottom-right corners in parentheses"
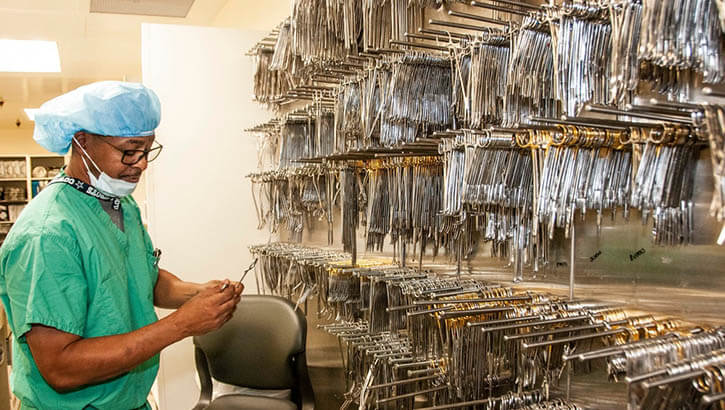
top-left (73, 131), bottom-right (88, 149)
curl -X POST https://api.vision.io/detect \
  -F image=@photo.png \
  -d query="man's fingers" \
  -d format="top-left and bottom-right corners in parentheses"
top-left (215, 284), bottom-right (235, 299)
top-left (219, 296), bottom-right (238, 312)
top-left (218, 310), bottom-right (234, 327)
top-left (197, 287), bottom-right (234, 305)
top-left (218, 279), bottom-right (231, 291)
top-left (198, 285), bottom-right (220, 296)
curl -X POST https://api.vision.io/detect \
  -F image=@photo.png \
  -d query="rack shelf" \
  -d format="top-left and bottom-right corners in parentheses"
top-left (1, 155), bottom-right (66, 205)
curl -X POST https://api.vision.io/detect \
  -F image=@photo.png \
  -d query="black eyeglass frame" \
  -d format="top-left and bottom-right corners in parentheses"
top-left (86, 132), bottom-right (163, 166)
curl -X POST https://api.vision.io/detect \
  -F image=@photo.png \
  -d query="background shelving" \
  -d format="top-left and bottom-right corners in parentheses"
top-left (0, 154), bottom-right (66, 245)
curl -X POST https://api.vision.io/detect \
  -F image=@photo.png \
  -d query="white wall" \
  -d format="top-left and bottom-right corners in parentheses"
top-left (141, 23), bottom-right (272, 410)
top-left (0, 129), bottom-right (55, 156)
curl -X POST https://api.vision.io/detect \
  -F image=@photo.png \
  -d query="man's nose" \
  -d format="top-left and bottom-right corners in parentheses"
top-left (135, 155), bottom-right (149, 171)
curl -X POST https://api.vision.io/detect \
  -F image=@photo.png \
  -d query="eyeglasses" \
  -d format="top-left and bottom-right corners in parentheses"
top-left (91, 133), bottom-right (163, 165)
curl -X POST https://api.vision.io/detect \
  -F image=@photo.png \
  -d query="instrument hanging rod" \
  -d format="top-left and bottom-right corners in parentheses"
top-left (448, 10), bottom-right (511, 26)
top-left (522, 324), bottom-right (656, 349)
top-left (647, 98), bottom-right (702, 111)
top-left (475, 0), bottom-right (541, 11)
top-left (326, 68), bottom-right (357, 75)
top-left (415, 295), bottom-right (533, 305)
top-left (371, 47), bottom-right (406, 54)
top-left (559, 115), bottom-right (663, 128)
top-left (625, 103), bottom-right (697, 118)
top-left (429, 19), bottom-right (496, 32)
top-left (416, 390), bottom-right (543, 410)
top-left (312, 79), bottom-right (341, 85)
top-left (470, 1), bottom-right (530, 15)
top-left (703, 87), bottom-right (725, 98)
top-left (478, 314), bottom-right (594, 332)
top-left (419, 27), bottom-right (471, 40)
top-left (565, 333), bottom-right (680, 362)
top-left (346, 55), bottom-right (369, 62)
top-left (505, 320), bottom-right (621, 341)
top-left (505, 316), bottom-right (652, 341)
top-left (393, 360), bottom-right (439, 371)
top-left (387, 295), bottom-right (532, 312)
top-left (702, 391), bottom-right (725, 405)
top-left (583, 104), bottom-right (694, 125)
top-left (528, 116), bottom-right (629, 131)
top-left (366, 374), bottom-right (442, 390)
top-left (375, 385), bottom-right (448, 405)
top-left (467, 313), bottom-right (543, 327)
top-left (405, 32), bottom-right (461, 43)
top-left (438, 306), bottom-right (515, 318)
top-left (389, 40), bottom-right (450, 52)
top-left (641, 370), bottom-right (705, 390)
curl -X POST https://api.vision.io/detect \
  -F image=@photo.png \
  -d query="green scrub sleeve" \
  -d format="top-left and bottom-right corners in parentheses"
top-left (5, 232), bottom-right (88, 339)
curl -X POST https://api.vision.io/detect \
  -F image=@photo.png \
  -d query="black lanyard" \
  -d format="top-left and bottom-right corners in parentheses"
top-left (50, 175), bottom-right (122, 211)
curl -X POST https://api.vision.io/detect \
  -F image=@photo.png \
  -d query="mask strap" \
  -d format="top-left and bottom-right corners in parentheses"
top-left (72, 136), bottom-right (103, 176)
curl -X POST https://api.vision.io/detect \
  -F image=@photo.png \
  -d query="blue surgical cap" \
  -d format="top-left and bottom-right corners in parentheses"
top-left (33, 81), bottom-right (161, 155)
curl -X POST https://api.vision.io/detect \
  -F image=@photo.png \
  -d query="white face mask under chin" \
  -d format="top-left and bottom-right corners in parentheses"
top-left (73, 137), bottom-right (138, 197)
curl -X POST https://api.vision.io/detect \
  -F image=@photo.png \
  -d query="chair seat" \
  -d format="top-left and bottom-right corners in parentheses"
top-left (206, 394), bottom-right (298, 410)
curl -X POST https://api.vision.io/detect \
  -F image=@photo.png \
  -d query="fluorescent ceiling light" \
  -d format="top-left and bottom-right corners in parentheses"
top-left (24, 108), bottom-right (39, 121)
top-left (0, 40), bottom-right (60, 73)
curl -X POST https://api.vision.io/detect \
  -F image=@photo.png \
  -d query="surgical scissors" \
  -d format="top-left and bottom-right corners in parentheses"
top-left (221, 258), bottom-right (259, 291)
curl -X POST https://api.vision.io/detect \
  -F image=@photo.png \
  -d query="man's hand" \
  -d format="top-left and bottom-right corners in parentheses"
top-left (171, 281), bottom-right (243, 337)
top-left (202, 280), bottom-right (223, 290)
top-left (202, 280), bottom-right (244, 296)
top-left (154, 270), bottom-right (243, 309)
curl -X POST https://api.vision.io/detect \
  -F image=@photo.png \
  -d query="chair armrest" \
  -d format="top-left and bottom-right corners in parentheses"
top-left (294, 352), bottom-right (315, 410)
top-left (192, 346), bottom-right (213, 410)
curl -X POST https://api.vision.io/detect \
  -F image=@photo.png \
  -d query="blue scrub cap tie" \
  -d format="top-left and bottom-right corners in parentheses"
top-left (33, 81), bottom-right (161, 155)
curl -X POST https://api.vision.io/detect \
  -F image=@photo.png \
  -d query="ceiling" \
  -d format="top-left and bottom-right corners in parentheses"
top-left (0, 0), bottom-right (235, 130)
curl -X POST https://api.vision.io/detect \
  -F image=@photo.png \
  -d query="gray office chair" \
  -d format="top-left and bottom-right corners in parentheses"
top-left (192, 295), bottom-right (315, 410)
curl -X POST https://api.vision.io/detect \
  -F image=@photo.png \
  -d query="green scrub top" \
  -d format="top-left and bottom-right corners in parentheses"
top-left (0, 175), bottom-right (159, 410)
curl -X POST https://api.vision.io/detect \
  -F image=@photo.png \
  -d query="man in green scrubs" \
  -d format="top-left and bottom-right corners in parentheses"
top-left (0, 81), bottom-right (244, 409)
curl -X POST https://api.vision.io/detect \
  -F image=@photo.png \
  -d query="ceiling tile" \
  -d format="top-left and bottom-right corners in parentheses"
top-left (90, 0), bottom-right (195, 18)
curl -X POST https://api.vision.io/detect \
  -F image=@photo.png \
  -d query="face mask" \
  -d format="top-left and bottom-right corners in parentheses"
top-left (73, 137), bottom-right (138, 197)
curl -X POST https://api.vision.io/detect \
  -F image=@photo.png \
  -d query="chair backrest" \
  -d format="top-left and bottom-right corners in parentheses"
top-left (193, 295), bottom-right (307, 390)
